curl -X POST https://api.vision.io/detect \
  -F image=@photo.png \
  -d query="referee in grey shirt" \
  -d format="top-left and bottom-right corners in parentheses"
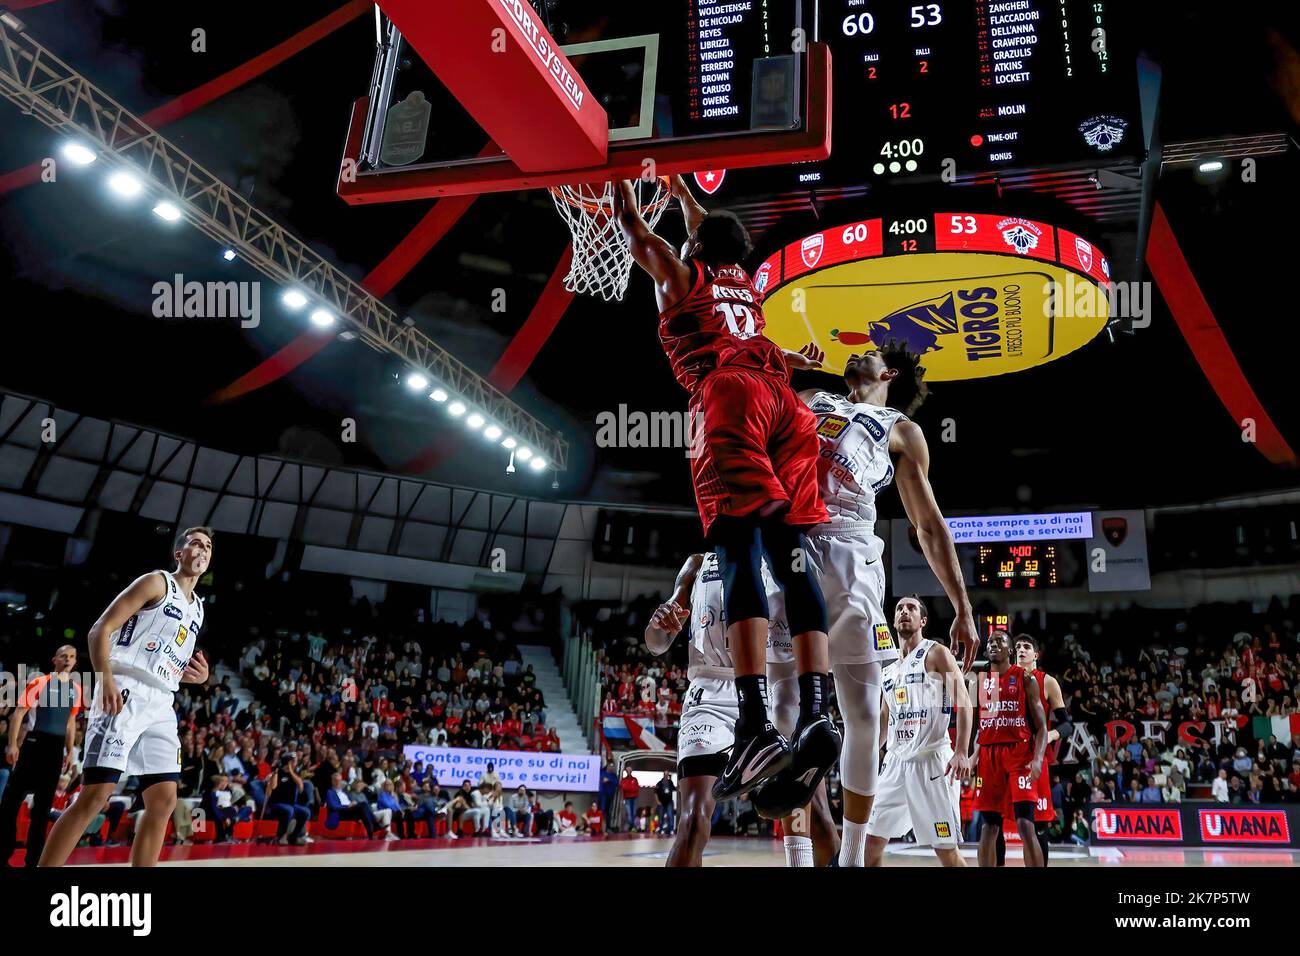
top-left (0, 645), bottom-right (84, 867)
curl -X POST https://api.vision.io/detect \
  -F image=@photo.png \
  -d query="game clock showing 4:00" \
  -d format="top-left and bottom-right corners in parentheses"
top-left (823, 0), bottom-right (1138, 179)
top-left (975, 543), bottom-right (1063, 590)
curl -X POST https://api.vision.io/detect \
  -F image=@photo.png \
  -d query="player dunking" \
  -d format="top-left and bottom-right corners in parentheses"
top-left (1008, 633), bottom-right (1071, 865)
top-left (970, 630), bottom-right (1048, 868)
top-left (40, 527), bottom-right (212, 867)
top-left (864, 596), bottom-right (972, 867)
top-left (644, 552), bottom-right (838, 867)
top-left (615, 176), bottom-right (840, 802)
top-left (751, 347), bottom-right (980, 867)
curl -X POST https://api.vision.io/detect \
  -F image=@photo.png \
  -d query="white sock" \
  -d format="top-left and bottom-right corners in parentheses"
top-left (839, 819), bottom-right (868, 868)
top-left (784, 835), bottom-right (814, 868)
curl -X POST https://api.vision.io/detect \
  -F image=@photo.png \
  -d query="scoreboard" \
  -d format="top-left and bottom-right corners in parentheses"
top-left (975, 542), bottom-right (1083, 590)
top-left (807, 0), bottom-right (1140, 185)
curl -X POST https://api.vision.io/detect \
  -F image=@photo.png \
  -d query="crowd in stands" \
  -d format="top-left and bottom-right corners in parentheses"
top-left (1037, 596), bottom-right (1300, 831)
top-left (0, 563), bottom-right (602, 850)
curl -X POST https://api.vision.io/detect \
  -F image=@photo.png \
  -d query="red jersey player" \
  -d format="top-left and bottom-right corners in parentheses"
top-left (614, 175), bottom-right (839, 804)
top-left (1009, 633), bottom-right (1071, 865)
top-left (970, 630), bottom-right (1048, 867)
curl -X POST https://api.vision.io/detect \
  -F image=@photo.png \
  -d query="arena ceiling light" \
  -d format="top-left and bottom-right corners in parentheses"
top-left (528, 455), bottom-right (547, 471)
top-left (465, 412), bottom-right (485, 430)
top-left (515, 447), bottom-right (533, 462)
top-left (61, 142), bottom-right (97, 166)
top-left (501, 436), bottom-right (518, 450)
top-left (107, 171), bottom-right (143, 198)
top-left (152, 201), bottom-right (182, 222)
top-left (404, 372), bottom-right (428, 391)
top-left (309, 308), bottom-right (335, 328)
top-left (222, 249), bottom-right (237, 262)
top-left (430, 388), bottom-right (448, 402)
top-left (447, 401), bottom-right (467, 417)
top-left (483, 424), bottom-right (503, 441)
top-left (281, 288), bottom-right (308, 310)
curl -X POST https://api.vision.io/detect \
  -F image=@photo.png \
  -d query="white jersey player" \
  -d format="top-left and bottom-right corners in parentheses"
top-left (865, 596), bottom-right (972, 867)
top-left (40, 527), bottom-right (213, 867)
top-left (644, 552), bottom-right (837, 868)
top-left (752, 344), bottom-right (979, 868)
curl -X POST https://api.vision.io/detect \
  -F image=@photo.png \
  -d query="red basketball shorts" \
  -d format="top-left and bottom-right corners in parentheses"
top-left (972, 740), bottom-right (1037, 813)
top-left (688, 366), bottom-right (828, 536)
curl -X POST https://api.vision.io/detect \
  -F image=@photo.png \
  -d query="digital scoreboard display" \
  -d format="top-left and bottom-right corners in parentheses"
top-left (370, 1), bottom-right (807, 173)
top-left (817, 0), bottom-right (1140, 181)
top-left (975, 542), bottom-right (1082, 590)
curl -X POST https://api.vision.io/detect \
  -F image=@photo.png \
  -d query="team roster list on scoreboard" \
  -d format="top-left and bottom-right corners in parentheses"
top-left (823, 0), bottom-right (1137, 179)
top-left (684, 0), bottom-right (801, 132)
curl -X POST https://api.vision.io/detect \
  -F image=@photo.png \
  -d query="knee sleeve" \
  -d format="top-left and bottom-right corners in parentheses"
top-left (831, 661), bottom-right (882, 796)
top-left (759, 520), bottom-right (827, 636)
top-left (766, 660), bottom-right (800, 738)
top-left (709, 517), bottom-right (770, 625)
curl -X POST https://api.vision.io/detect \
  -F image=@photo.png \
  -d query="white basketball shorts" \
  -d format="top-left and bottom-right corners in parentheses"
top-left (82, 671), bottom-right (182, 782)
top-left (866, 747), bottom-right (963, 848)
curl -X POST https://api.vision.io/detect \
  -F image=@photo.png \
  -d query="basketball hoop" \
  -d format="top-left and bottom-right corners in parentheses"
top-left (549, 177), bottom-right (672, 302)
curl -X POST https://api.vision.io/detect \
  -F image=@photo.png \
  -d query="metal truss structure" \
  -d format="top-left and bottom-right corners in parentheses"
top-left (0, 15), bottom-right (568, 471)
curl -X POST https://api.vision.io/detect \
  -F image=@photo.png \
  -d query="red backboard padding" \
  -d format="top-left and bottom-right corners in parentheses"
top-left (376, 0), bottom-right (607, 173)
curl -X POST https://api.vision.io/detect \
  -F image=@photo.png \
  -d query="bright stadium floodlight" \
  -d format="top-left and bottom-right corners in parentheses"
top-left (309, 308), bottom-right (335, 328)
top-left (107, 171), bottom-right (143, 198)
top-left (529, 455), bottom-right (547, 471)
top-left (483, 424), bottom-right (502, 441)
top-left (466, 413), bottom-right (485, 430)
top-left (152, 201), bottom-right (181, 221)
top-left (501, 436), bottom-right (518, 450)
top-left (430, 388), bottom-right (448, 402)
top-left (222, 249), bottom-right (237, 262)
top-left (516, 447), bottom-right (533, 462)
top-left (282, 288), bottom-right (308, 310)
top-left (448, 401), bottom-right (467, 417)
top-left (61, 142), bottom-right (97, 166)
top-left (405, 372), bottom-right (428, 391)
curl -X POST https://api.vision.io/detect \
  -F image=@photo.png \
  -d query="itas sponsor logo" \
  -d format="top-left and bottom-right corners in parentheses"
top-left (49, 886), bottom-right (152, 936)
top-left (874, 624), bottom-right (895, 652)
top-left (1198, 809), bottom-right (1291, 844)
top-left (1092, 807), bottom-right (1183, 842)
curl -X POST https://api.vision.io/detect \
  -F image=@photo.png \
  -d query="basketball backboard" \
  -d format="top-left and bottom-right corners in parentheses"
top-left (337, 0), bottom-right (831, 204)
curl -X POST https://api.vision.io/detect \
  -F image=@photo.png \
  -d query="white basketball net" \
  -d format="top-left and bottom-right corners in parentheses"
top-left (549, 177), bottom-right (672, 302)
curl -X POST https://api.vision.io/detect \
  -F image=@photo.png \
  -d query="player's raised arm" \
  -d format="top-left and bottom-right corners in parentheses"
top-left (613, 180), bottom-right (692, 304)
top-left (928, 644), bottom-right (973, 781)
top-left (644, 553), bottom-right (705, 655)
top-left (891, 420), bottom-right (979, 672)
top-left (1025, 674), bottom-right (1049, 782)
top-left (87, 572), bottom-right (167, 715)
top-left (670, 174), bottom-right (708, 235)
